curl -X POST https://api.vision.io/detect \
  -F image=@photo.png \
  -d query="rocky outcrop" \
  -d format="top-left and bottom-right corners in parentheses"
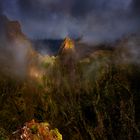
top-left (0, 15), bottom-right (38, 78)
top-left (58, 37), bottom-right (77, 74)
top-left (58, 37), bottom-right (75, 55)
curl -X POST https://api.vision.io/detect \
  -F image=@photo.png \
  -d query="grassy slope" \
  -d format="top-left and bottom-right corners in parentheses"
top-left (0, 39), bottom-right (140, 139)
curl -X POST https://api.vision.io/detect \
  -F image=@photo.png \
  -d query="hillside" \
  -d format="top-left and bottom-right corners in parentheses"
top-left (0, 15), bottom-right (39, 78)
top-left (0, 16), bottom-right (140, 140)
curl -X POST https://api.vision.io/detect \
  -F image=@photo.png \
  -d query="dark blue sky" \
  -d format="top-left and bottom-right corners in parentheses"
top-left (1, 0), bottom-right (140, 43)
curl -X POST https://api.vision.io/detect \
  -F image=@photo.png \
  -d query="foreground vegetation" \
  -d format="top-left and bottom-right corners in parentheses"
top-left (0, 36), bottom-right (140, 140)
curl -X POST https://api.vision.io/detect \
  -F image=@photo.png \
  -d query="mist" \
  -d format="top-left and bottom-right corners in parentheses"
top-left (0, 15), bottom-right (35, 78)
top-left (0, 40), bottom-right (32, 78)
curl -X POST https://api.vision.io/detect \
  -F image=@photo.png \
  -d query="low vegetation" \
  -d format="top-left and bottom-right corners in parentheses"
top-left (0, 37), bottom-right (140, 140)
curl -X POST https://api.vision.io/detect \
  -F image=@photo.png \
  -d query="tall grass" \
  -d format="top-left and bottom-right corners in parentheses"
top-left (0, 47), bottom-right (140, 140)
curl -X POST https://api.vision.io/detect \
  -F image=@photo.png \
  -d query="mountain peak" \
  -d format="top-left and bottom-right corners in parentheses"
top-left (58, 37), bottom-right (75, 54)
top-left (0, 15), bottom-right (25, 41)
top-left (63, 37), bottom-right (75, 49)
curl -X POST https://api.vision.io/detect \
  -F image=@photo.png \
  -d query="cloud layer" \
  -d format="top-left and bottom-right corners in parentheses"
top-left (1, 0), bottom-right (140, 43)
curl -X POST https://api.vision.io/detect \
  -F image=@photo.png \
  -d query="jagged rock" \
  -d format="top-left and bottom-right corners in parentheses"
top-left (0, 15), bottom-right (38, 78)
top-left (56, 37), bottom-right (79, 90)
top-left (57, 37), bottom-right (77, 73)
top-left (58, 37), bottom-right (75, 55)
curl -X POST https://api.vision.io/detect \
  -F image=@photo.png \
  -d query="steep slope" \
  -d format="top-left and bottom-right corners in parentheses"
top-left (0, 15), bottom-right (25, 41)
top-left (0, 15), bottom-right (37, 78)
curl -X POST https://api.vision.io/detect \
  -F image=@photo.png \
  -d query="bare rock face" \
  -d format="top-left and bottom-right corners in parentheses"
top-left (57, 37), bottom-right (79, 90)
top-left (58, 37), bottom-right (77, 62)
top-left (58, 37), bottom-right (75, 55)
top-left (58, 37), bottom-right (77, 72)
top-left (0, 15), bottom-right (25, 42)
top-left (0, 15), bottom-right (38, 78)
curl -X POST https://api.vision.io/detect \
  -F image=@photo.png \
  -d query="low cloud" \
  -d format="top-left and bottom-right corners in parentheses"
top-left (1, 0), bottom-right (140, 43)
